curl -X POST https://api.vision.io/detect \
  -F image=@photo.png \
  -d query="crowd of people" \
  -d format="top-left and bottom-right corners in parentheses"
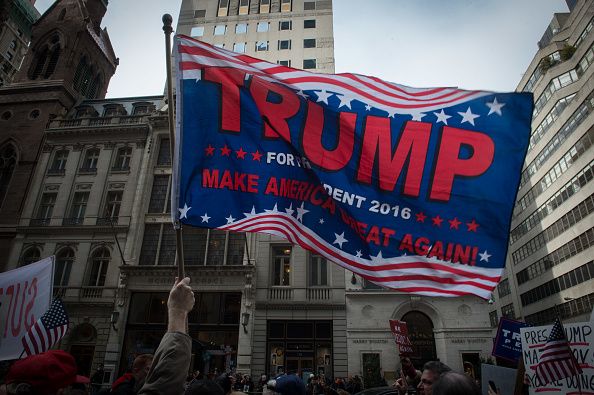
top-left (0, 278), bottom-right (487, 395)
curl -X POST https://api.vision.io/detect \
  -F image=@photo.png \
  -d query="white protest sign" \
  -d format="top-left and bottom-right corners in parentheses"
top-left (0, 257), bottom-right (54, 360)
top-left (521, 321), bottom-right (594, 394)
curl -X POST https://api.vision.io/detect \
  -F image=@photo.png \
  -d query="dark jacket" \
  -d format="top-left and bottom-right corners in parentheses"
top-left (111, 373), bottom-right (136, 395)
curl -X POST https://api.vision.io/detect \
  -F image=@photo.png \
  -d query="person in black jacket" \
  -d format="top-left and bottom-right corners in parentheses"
top-left (111, 354), bottom-right (153, 394)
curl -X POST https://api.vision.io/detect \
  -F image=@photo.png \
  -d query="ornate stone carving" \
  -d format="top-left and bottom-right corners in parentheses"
top-left (108, 183), bottom-right (125, 190)
top-left (76, 184), bottom-right (92, 190)
top-left (45, 184), bottom-right (60, 191)
top-left (73, 143), bottom-right (85, 152)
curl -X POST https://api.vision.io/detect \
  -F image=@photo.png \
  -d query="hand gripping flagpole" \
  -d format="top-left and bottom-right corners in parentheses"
top-left (163, 14), bottom-right (185, 280)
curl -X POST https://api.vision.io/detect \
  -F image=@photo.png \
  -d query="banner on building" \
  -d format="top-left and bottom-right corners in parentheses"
top-left (492, 317), bottom-right (529, 363)
top-left (0, 257), bottom-right (54, 360)
top-left (389, 319), bottom-right (414, 355)
top-left (520, 321), bottom-right (594, 394)
top-left (172, 35), bottom-right (533, 298)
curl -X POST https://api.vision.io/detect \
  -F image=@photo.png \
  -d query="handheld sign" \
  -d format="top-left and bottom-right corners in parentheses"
top-left (492, 317), bottom-right (529, 363)
top-left (389, 319), bottom-right (414, 355)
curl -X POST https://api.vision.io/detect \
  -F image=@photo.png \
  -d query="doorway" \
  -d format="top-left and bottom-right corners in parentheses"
top-left (286, 357), bottom-right (314, 380)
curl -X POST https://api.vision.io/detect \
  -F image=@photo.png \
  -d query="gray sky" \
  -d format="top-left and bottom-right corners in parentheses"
top-left (35, 0), bottom-right (569, 97)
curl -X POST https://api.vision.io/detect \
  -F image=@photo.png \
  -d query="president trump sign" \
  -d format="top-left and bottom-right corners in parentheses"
top-left (172, 36), bottom-right (532, 298)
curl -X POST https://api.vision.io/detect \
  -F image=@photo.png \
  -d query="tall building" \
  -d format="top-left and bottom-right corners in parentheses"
top-left (0, 0), bottom-right (40, 87)
top-left (491, 0), bottom-right (593, 327)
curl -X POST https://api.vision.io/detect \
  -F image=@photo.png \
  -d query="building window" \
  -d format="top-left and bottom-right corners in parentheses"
top-left (501, 303), bottom-right (515, 319)
top-left (256, 41), bottom-right (269, 52)
top-left (233, 42), bottom-right (247, 53)
top-left (214, 25), bottom-right (227, 35)
top-left (81, 148), bottom-right (99, 171)
top-left (113, 147), bottom-right (132, 170)
top-left (29, 34), bottom-right (61, 80)
top-left (218, 0), bottom-right (229, 16)
top-left (304, 38), bottom-right (316, 48)
top-left (304, 19), bottom-right (316, 29)
top-left (88, 248), bottom-right (110, 286)
top-left (280, 0), bottom-right (291, 12)
top-left (279, 20), bottom-right (292, 30)
top-left (259, 0), bottom-right (270, 13)
top-left (102, 191), bottom-right (123, 223)
top-left (489, 311), bottom-right (499, 327)
top-left (55, 248), bottom-right (74, 286)
top-left (35, 193), bottom-right (57, 224)
top-left (238, 0), bottom-right (250, 15)
top-left (194, 9), bottom-right (206, 18)
top-left (66, 192), bottom-right (89, 225)
top-left (0, 143), bottom-right (17, 207)
top-left (278, 40), bottom-right (291, 50)
top-left (190, 26), bottom-right (204, 37)
top-left (303, 59), bottom-right (316, 69)
top-left (304, 1), bottom-right (315, 10)
top-left (6, 52), bottom-right (14, 61)
top-left (272, 246), bottom-right (291, 286)
top-left (309, 254), bottom-right (328, 286)
top-left (148, 175), bottom-right (170, 213)
top-left (133, 103), bottom-right (151, 115)
top-left (157, 138), bottom-right (171, 166)
top-left (257, 22), bottom-right (269, 32)
top-left (9, 40), bottom-right (17, 50)
top-left (497, 278), bottom-right (511, 298)
top-left (278, 60), bottom-right (291, 67)
top-left (21, 247), bottom-right (41, 267)
top-left (50, 150), bottom-right (69, 173)
top-left (235, 23), bottom-right (248, 34)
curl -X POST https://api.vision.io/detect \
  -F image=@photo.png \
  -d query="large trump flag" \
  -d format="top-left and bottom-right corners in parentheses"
top-left (172, 35), bottom-right (533, 298)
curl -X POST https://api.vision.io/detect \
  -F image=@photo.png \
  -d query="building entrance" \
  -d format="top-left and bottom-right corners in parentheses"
top-left (286, 357), bottom-right (314, 379)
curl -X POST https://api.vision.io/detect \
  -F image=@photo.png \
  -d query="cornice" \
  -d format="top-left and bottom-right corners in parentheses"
top-left (17, 224), bottom-right (128, 234)
top-left (256, 303), bottom-right (346, 311)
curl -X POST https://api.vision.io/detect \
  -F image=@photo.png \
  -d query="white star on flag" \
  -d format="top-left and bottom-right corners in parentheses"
top-left (458, 107), bottom-right (480, 126)
top-left (370, 251), bottom-right (384, 263)
top-left (296, 202), bottom-right (309, 222)
top-left (434, 109), bottom-right (452, 125)
top-left (365, 104), bottom-right (372, 111)
top-left (265, 203), bottom-right (279, 213)
top-left (225, 214), bottom-right (236, 224)
top-left (178, 203), bottom-right (191, 219)
top-left (337, 93), bottom-right (355, 109)
top-left (479, 250), bottom-right (492, 262)
top-left (244, 206), bottom-right (257, 218)
top-left (386, 108), bottom-right (397, 118)
top-left (355, 250), bottom-right (363, 258)
top-left (319, 218), bottom-right (324, 224)
top-left (296, 90), bottom-right (309, 99)
top-left (486, 97), bottom-right (505, 116)
top-left (410, 111), bottom-right (426, 121)
top-left (285, 203), bottom-right (294, 216)
top-left (333, 232), bottom-right (348, 248)
top-left (200, 213), bottom-right (211, 223)
top-left (314, 90), bottom-right (332, 104)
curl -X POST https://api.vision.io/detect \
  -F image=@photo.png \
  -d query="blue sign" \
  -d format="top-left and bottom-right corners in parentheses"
top-left (492, 317), bottom-right (529, 363)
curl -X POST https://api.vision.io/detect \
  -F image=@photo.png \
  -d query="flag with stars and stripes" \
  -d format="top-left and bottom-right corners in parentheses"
top-left (534, 318), bottom-right (582, 385)
top-left (21, 298), bottom-right (69, 356)
top-left (172, 35), bottom-right (533, 298)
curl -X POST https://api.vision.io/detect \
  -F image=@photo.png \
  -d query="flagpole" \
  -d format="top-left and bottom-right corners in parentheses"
top-left (163, 14), bottom-right (185, 280)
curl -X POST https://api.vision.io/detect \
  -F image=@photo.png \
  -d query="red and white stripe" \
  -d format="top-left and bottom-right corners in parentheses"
top-left (176, 35), bottom-right (491, 116)
top-left (21, 321), bottom-right (68, 356)
top-left (219, 212), bottom-right (501, 298)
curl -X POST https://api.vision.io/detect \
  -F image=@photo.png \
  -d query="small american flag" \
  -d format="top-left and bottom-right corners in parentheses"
top-left (535, 318), bottom-right (582, 384)
top-left (21, 298), bottom-right (69, 356)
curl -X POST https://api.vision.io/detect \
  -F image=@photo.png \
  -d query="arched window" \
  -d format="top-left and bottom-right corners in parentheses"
top-left (29, 33), bottom-right (62, 80)
top-left (0, 143), bottom-right (18, 208)
top-left (20, 247), bottom-right (41, 266)
top-left (401, 311), bottom-right (437, 367)
top-left (88, 74), bottom-right (101, 99)
top-left (88, 248), bottom-right (110, 286)
top-left (73, 57), bottom-right (88, 91)
top-left (55, 248), bottom-right (75, 286)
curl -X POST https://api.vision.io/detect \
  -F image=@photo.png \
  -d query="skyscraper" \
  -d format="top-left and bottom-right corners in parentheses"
top-left (491, 0), bottom-right (593, 327)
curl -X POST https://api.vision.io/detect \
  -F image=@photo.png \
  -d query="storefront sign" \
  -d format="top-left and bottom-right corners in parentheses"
top-left (0, 257), bottom-right (54, 360)
top-left (351, 339), bottom-right (389, 344)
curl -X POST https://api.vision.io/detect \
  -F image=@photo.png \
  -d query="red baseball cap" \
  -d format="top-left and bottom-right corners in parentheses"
top-left (6, 350), bottom-right (81, 394)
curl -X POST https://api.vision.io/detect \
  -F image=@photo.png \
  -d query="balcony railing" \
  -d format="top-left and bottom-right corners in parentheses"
top-left (89, 117), bottom-right (112, 126)
top-left (78, 167), bottom-right (97, 175)
top-left (52, 286), bottom-right (117, 302)
top-left (268, 287), bottom-right (293, 300)
top-left (119, 116), bottom-right (142, 124)
top-left (96, 217), bottom-right (118, 226)
top-left (47, 168), bottom-right (65, 176)
top-left (62, 217), bottom-right (83, 226)
top-left (307, 287), bottom-right (332, 300)
top-left (30, 218), bottom-right (50, 226)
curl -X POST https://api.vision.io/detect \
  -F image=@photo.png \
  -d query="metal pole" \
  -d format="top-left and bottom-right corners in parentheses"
top-left (163, 14), bottom-right (185, 280)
